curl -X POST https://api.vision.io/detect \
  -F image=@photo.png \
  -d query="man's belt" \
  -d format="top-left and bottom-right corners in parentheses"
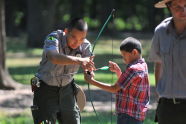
top-left (31, 77), bottom-right (86, 112)
top-left (160, 97), bottom-right (186, 104)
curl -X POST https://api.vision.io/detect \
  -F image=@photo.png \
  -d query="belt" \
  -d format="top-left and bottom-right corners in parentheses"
top-left (39, 79), bottom-right (74, 88)
top-left (160, 97), bottom-right (186, 104)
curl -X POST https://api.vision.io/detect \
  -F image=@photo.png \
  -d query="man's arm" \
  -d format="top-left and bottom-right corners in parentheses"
top-left (47, 50), bottom-right (89, 65)
top-left (154, 62), bottom-right (162, 88)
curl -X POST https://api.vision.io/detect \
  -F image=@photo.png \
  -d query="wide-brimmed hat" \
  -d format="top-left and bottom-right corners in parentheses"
top-left (154, 0), bottom-right (172, 8)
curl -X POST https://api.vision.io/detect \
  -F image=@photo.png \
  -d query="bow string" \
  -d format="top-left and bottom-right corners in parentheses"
top-left (88, 9), bottom-right (115, 124)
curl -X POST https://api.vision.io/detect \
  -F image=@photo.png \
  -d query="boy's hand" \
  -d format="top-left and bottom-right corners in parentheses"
top-left (109, 61), bottom-right (121, 73)
top-left (109, 61), bottom-right (122, 77)
top-left (84, 71), bottom-right (95, 83)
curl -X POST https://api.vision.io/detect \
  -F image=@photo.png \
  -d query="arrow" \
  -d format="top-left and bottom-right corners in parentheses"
top-left (95, 66), bottom-right (109, 71)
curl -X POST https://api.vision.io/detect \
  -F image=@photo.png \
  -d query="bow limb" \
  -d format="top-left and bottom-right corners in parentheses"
top-left (87, 9), bottom-right (115, 124)
top-left (91, 9), bottom-right (115, 53)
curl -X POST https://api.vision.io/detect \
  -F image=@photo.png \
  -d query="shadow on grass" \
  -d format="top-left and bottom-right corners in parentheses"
top-left (8, 57), bottom-right (154, 76)
top-left (8, 66), bottom-right (37, 75)
top-left (8, 66), bottom-right (37, 84)
top-left (8, 53), bottom-right (154, 85)
top-left (0, 110), bottom-right (156, 124)
top-left (81, 111), bottom-right (116, 124)
top-left (81, 110), bottom-right (157, 124)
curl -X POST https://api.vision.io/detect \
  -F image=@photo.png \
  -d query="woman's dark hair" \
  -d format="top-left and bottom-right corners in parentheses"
top-left (120, 37), bottom-right (142, 54)
top-left (67, 17), bottom-right (88, 31)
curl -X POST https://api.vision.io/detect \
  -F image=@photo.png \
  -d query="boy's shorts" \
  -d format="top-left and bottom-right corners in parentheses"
top-left (117, 113), bottom-right (143, 124)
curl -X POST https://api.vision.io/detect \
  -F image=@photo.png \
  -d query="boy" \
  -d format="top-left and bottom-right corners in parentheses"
top-left (84, 37), bottom-right (150, 124)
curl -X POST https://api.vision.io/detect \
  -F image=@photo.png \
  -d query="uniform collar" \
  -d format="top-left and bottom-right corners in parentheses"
top-left (127, 58), bottom-right (145, 68)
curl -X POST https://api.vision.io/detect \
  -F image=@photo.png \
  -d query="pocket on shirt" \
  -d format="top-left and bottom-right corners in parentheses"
top-left (180, 42), bottom-right (186, 57)
top-left (160, 42), bottom-right (170, 55)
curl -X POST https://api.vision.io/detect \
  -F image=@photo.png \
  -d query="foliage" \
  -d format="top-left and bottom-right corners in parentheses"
top-left (84, 17), bottom-right (100, 29)
top-left (114, 18), bottom-right (126, 31)
top-left (5, 0), bottom-right (169, 36)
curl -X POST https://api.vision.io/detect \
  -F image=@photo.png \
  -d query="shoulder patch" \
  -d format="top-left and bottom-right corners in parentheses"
top-left (47, 36), bottom-right (57, 41)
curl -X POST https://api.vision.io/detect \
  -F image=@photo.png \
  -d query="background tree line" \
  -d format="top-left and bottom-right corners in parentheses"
top-left (5, 0), bottom-right (170, 48)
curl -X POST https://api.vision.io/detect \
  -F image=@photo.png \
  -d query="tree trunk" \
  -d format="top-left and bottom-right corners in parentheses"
top-left (89, 0), bottom-right (97, 19)
top-left (5, 0), bottom-right (27, 36)
top-left (97, 0), bottom-right (115, 31)
top-left (4, 0), bottom-right (18, 36)
top-left (27, 0), bottom-right (59, 48)
top-left (70, 0), bottom-right (85, 18)
top-left (0, 0), bottom-right (20, 90)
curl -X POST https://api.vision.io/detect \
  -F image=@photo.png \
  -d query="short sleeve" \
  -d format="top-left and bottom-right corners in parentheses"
top-left (148, 31), bottom-right (162, 63)
top-left (44, 32), bottom-right (59, 53)
top-left (82, 39), bottom-right (92, 57)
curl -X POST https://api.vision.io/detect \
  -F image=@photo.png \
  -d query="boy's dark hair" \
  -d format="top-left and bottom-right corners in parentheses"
top-left (120, 37), bottom-right (142, 54)
top-left (67, 17), bottom-right (88, 31)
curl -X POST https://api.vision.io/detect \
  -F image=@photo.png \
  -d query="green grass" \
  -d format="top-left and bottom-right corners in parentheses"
top-left (0, 110), bottom-right (157, 124)
top-left (0, 110), bottom-right (33, 124)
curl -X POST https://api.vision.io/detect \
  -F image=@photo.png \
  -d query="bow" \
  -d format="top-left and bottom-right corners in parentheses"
top-left (88, 9), bottom-right (115, 124)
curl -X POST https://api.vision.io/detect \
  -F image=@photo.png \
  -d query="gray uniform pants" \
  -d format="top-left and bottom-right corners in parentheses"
top-left (31, 81), bottom-right (80, 124)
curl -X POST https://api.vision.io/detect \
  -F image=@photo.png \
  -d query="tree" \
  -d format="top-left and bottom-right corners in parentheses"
top-left (27, 0), bottom-right (59, 48)
top-left (96, 0), bottom-right (115, 31)
top-left (0, 0), bottom-right (19, 90)
top-left (70, 0), bottom-right (85, 18)
top-left (5, 0), bottom-right (27, 36)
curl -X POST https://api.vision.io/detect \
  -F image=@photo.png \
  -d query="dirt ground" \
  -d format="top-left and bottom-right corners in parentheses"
top-left (0, 85), bottom-right (158, 115)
